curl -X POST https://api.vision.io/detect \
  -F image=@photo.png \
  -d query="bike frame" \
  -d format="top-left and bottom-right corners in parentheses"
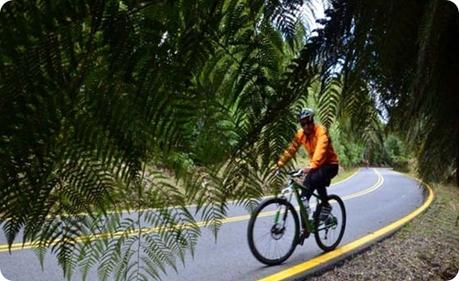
top-left (247, 172), bottom-right (346, 264)
top-left (278, 177), bottom-right (320, 234)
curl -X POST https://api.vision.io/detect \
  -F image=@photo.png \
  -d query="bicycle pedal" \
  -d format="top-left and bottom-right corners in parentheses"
top-left (298, 230), bottom-right (310, 245)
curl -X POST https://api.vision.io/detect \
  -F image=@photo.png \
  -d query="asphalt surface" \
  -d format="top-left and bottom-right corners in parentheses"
top-left (0, 168), bottom-right (426, 281)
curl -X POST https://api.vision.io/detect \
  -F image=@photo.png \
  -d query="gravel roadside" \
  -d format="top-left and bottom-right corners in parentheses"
top-left (306, 183), bottom-right (459, 281)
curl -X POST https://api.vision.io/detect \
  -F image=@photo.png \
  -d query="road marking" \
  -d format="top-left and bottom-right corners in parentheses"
top-left (341, 168), bottom-right (383, 200)
top-left (0, 168), bottom-right (377, 253)
top-left (258, 171), bottom-right (434, 281)
top-left (118, 167), bottom-right (362, 214)
top-left (1, 168), bottom-right (362, 223)
top-left (331, 167), bottom-right (361, 186)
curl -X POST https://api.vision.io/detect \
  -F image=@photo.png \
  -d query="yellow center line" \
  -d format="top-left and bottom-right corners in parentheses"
top-left (0, 168), bottom-right (379, 253)
top-left (258, 170), bottom-right (434, 281)
top-left (118, 167), bottom-right (362, 214)
top-left (331, 167), bottom-right (361, 186)
top-left (341, 168), bottom-right (383, 200)
top-left (3, 168), bottom-right (362, 221)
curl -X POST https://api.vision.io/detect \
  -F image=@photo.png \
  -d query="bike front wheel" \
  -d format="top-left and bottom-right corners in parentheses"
top-left (247, 198), bottom-right (299, 266)
top-left (314, 194), bottom-right (346, 252)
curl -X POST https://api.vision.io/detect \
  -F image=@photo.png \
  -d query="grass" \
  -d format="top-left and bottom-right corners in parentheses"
top-left (308, 182), bottom-right (459, 281)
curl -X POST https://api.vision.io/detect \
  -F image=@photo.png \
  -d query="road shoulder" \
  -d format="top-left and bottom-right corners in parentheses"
top-left (308, 177), bottom-right (458, 281)
top-left (259, 169), bottom-right (436, 281)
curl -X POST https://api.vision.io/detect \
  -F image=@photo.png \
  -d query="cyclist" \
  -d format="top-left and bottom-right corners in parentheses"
top-left (276, 108), bottom-right (339, 220)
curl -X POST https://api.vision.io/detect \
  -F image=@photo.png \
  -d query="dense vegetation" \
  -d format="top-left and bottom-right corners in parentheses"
top-left (0, 0), bottom-right (457, 280)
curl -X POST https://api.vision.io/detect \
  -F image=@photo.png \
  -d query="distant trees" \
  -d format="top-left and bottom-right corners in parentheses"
top-left (298, 0), bottom-right (459, 184)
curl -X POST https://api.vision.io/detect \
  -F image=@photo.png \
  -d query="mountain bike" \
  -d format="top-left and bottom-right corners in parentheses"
top-left (247, 169), bottom-right (346, 265)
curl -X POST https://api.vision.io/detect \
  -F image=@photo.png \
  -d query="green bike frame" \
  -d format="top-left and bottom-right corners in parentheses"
top-left (276, 178), bottom-right (316, 234)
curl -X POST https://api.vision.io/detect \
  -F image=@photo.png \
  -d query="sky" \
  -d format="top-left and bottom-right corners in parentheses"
top-left (300, 0), bottom-right (328, 33)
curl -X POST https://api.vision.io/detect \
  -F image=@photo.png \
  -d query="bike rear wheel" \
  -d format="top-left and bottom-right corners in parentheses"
top-left (247, 198), bottom-right (299, 265)
top-left (313, 194), bottom-right (346, 252)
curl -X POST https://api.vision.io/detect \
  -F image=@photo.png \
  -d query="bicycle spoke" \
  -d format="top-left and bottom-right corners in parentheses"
top-left (248, 199), bottom-right (299, 265)
top-left (314, 195), bottom-right (346, 251)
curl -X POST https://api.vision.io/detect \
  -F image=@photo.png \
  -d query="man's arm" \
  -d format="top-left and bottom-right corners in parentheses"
top-left (277, 131), bottom-right (302, 168)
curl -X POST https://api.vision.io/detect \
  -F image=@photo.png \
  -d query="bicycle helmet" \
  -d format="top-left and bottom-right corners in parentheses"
top-left (298, 108), bottom-right (315, 121)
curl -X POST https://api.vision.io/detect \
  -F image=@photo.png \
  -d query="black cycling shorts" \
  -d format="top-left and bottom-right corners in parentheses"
top-left (302, 164), bottom-right (339, 200)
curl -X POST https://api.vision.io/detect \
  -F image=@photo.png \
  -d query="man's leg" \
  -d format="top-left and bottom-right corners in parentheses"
top-left (303, 169), bottom-right (332, 222)
top-left (316, 185), bottom-right (329, 205)
top-left (319, 164), bottom-right (338, 203)
top-left (302, 168), bottom-right (326, 201)
top-left (302, 164), bottom-right (339, 203)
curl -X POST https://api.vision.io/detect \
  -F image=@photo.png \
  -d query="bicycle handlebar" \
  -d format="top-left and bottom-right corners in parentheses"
top-left (287, 169), bottom-right (303, 177)
top-left (275, 169), bottom-right (305, 178)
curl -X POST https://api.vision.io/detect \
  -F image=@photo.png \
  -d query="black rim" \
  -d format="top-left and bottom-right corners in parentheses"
top-left (314, 195), bottom-right (346, 251)
top-left (247, 198), bottom-right (299, 265)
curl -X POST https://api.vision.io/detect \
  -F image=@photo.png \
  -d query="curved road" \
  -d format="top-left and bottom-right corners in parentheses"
top-left (0, 168), bottom-right (427, 281)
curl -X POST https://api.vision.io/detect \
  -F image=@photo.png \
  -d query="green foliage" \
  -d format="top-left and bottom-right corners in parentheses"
top-left (0, 0), bottom-right (310, 280)
top-left (1, 0), bottom-right (457, 280)
top-left (384, 134), bottom-right (411, 172)
top-left (304, 72), bottom-right (388, 168)
top-left (329, 126), bottom-right (364, 168)
top-left (304, 0), bottom-right (459, 183)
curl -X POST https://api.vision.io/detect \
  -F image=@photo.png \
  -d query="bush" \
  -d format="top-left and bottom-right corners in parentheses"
top-left (391, 156), bottom-right (411, 173)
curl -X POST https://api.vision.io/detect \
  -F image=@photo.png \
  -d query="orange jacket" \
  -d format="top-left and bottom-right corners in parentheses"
top-left (277, 124), bottom-right (339, 169)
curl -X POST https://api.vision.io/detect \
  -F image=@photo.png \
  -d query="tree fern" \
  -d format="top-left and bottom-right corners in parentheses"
top-left (317, 75), bottom-right (341, 128)
top-left (8, 0), bottom-right (454, 281)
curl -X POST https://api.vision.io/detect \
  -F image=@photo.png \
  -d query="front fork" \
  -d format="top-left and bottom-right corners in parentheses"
top-left (276, 183), bottom-right (315, 239)
top-left (291, 182), bottom-right (315, 234)
top-left (274, 193), bottom-right (292, 227)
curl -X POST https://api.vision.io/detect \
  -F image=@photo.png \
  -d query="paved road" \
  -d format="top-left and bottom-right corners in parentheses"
top-left (0, 168), bottom-right (426, 281)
